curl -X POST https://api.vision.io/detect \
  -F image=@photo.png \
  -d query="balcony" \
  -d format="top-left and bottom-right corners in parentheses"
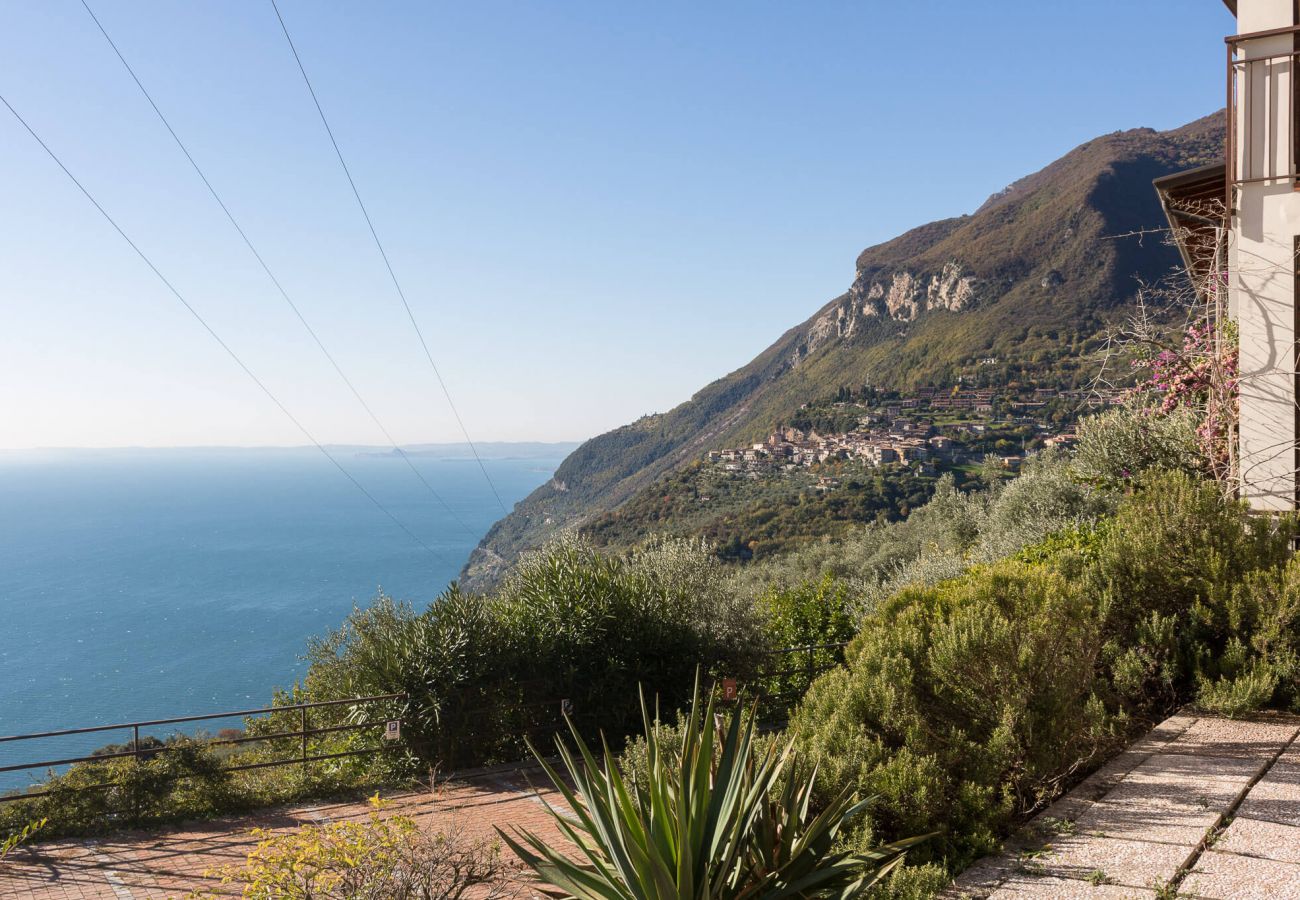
top-left (1227, 24), bottom-right (1300, 193)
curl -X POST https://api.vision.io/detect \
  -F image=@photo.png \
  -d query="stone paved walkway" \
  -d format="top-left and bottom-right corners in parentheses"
top-left (0, 765), bottom-right (571, 899)
top-left (946, 712), bottom-right (1300, 899)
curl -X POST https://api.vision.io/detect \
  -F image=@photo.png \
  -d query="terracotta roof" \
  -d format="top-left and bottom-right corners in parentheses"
top-left (1223, 0), bottom-right (1235, 14)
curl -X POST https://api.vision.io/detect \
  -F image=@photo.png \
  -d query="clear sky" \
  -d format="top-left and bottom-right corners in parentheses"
top-left (0, 1), bottom-right (1235, 449)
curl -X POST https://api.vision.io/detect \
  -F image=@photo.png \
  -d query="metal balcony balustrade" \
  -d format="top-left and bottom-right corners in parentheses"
top-left (1226, 23), bottom-right (1300, 200)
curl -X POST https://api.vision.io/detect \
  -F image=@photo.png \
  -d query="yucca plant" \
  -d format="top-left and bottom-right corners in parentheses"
top-left (498, 680), bottom-right (928, 899)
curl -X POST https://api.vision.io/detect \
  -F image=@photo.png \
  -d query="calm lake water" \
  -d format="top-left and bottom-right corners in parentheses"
top-left (0, 447), bottom-right (563, 789)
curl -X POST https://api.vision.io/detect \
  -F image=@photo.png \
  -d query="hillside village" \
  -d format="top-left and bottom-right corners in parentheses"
top-left (706, 384), bottom-right (1108, 479)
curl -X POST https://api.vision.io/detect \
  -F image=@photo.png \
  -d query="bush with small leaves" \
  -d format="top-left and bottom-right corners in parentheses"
top-left (789, 556), bottom-right (1125, 869)
top-left (1072, 404), bottom-right (1203, 488)
top-left (198, 795), bottom-right (514, 900)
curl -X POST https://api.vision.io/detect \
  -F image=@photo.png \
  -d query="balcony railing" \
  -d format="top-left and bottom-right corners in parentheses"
top-left (1226, 24), bottom-right (1300, 201)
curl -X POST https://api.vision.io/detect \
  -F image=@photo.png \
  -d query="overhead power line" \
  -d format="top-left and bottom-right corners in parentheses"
top-left (79, 0), bottom-right (477, 538)
top-left (269, 0), bottom-right (509, 515)
top-left (0, 91), bottom-right (452, 568)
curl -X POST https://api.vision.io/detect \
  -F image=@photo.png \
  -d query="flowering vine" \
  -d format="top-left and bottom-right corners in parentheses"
top-left (1126, 316), bottom-right (1238, 493)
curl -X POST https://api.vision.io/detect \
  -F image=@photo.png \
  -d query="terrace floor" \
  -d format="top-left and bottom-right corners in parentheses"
top-left (0, 763), bottom-right (570, 899)
top-left (3, 712), bottom-right (1297, 899)
top-left (946, 711), bottom-right (1300, 899)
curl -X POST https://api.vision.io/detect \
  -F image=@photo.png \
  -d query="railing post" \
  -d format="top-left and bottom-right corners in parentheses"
top-left (300, 706), bottom-right (309, 770)
top-left (806, 645), bottom-right (815, 692)
top-left (131, 723), bottom-right (141, 826)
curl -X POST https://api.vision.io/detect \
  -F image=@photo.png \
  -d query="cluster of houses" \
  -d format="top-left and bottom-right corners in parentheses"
top-left (708, 423), bottom-right (956, 477)
top-left (707, 419), bottom-right (1080, 481)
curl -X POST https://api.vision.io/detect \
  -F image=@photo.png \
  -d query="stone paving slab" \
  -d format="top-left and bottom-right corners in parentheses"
top-left (1068, 752), bottom-right (1264, 845)
top-left (0, 769), bottom-right (572, 899)
top-left (1181, 849), bottom-right (1300, 899)
top-left (1236, 758), bottom-right (1300, 827)
top-left (988, 873), bottom-right (1156, 899)
top-left (1025, 834), bottom-right (1194, 891)
top-left (1161, 717), bottom-right (1299, 760)
top-left (1212, 815), bottom-right (1300, 864)
top-left (946, 712), bottom-right (1300, 899)
top-left (1070, 797), bottom-right (1220, 846)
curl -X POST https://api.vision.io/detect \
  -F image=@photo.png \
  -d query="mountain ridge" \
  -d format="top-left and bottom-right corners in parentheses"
top-left (461, 112), bottom-right (1224, 589)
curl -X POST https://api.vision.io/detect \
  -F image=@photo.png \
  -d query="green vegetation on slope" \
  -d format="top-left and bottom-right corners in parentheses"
top-left (464, 112), bottom-right (1224, 589)
top-left (582, 460), bottom-right (947, 562)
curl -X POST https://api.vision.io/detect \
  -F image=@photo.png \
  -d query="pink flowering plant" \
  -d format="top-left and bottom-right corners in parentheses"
top-left (1126, 315), bottom-right (1238, 493)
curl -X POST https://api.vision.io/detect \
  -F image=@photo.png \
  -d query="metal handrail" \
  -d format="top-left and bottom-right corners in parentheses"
top-left (0, 645), bottom-right (848, 806)
top-left (0, 692), bottom-right (406, 743)
top-left (1226, 23), bottom-right (1300, 46)
top-left (0, 693), bottom-right (406, 806)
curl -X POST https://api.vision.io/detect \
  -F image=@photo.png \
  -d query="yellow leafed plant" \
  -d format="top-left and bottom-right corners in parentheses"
top-left (196, 795), bottom-right (515, 900)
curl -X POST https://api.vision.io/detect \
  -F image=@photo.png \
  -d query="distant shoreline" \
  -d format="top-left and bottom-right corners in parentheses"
top-left (0, 441), bottom-right (582, 462)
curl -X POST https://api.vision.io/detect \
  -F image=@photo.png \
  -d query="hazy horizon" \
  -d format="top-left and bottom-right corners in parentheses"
top-left (2, 1), bottom-right (1234, 449)
top-left (0, 439), bottom-right (584, 454)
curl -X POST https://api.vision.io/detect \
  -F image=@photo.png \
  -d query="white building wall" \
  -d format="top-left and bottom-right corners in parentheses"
top-left (1233, 0), bottom-right (1300, 510)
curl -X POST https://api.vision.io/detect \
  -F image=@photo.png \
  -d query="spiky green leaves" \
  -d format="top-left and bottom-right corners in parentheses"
top-left (498, 679), bottom-right (927, 899)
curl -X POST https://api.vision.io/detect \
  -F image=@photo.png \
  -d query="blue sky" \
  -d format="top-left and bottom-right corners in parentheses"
top-left (0, 1), bottom-right (1234, 448)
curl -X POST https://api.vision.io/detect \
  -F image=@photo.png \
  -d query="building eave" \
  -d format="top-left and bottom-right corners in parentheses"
top-left (1153, 163), bottom-right (1227, 301)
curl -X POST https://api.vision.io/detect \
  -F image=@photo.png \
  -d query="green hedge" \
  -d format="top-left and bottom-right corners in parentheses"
top-left (789, 472), bottom-right (1299, 869)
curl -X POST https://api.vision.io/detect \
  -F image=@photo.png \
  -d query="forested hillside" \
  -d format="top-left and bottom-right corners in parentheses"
top-left (462, 113), bottom-right (1223, 588)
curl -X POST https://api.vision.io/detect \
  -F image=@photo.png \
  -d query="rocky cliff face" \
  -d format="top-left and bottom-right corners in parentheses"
top-left (865, 263), bottom-right (980, 320)
top-left (799, 263), bottom-right (978, 359)
top-left (461, 112), bottom-right (1225, 590)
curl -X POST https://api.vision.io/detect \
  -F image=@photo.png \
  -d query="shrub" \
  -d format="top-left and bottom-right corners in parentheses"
top-left (791, 471), bottom-right (1298, 879)
top-left (868, 863), bottom-right (953, 900)
top-left (756, 574), bottom-right (857, 710)
top-left (616, 701), bottom-right (783, 798)
top-left (297, 588), bottom-right (503, 769)
top-left (199, 795), bottom-right (513, 899)
top-left (733, 455), bottom-right (1113, 616)
top-left (789, 556), bottom-right (1125, 868)
top-left (1199, 559), bottom-right (1300, 714)
top-left (0, 738), bottom-right (239, 837)
top-left (762, 573), bottom-right (856, 650)
top-left (1086, 471), bottom-right (1295, 716)
top-left (623, 536), bottom-right (762, 661)
top-left (1072, 405), bottom-right (1202, 488)
top-left (0, 727), bottom-right (398, 840)
top-left (299, 536), bottom-right (766, 770)
top-left (503, 683), bottom-right (929, 899)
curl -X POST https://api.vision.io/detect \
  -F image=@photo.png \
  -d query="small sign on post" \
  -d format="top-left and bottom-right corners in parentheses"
top-left (560, 699), bottom-right (574, 717)
top-left (721, 678), bottom-right (738, 702)
top-left (383, 719), bottom-right (401, 741)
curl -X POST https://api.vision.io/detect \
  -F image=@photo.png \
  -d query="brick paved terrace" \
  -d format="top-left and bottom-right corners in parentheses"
top-left (0, 765), bottom-right (572, 899)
